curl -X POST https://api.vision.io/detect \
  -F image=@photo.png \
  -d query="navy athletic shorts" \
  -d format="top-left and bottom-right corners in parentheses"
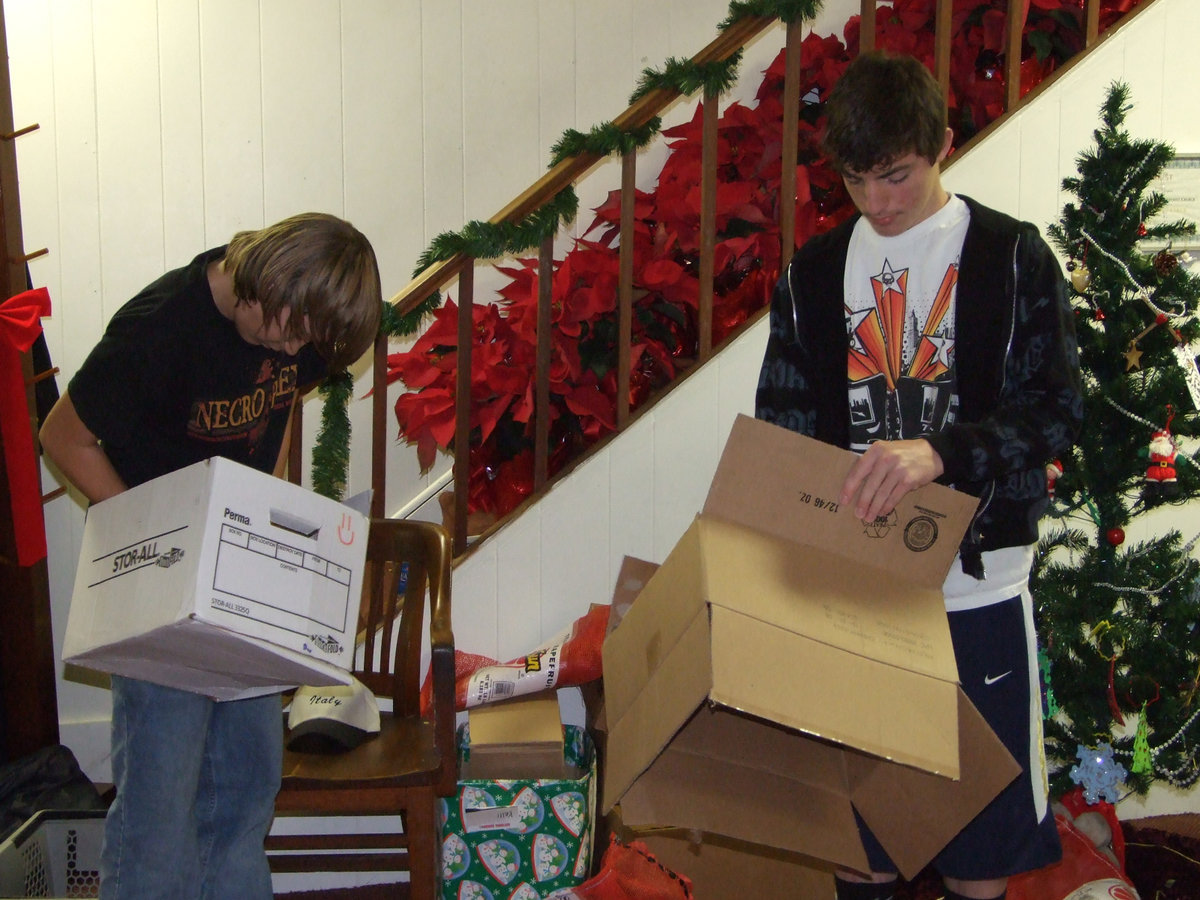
top-left (853, 593), bottom-right (1063, 880)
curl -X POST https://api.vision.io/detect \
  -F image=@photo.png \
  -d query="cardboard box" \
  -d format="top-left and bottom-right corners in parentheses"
top-left (602, 414), bottom-right (1021, 878)
top-left (63, 457), bottom-right (367, 701)
top-left (463, 695), bottom-right (576, 781)
top-left (439, 723), bottom-right (596, 899)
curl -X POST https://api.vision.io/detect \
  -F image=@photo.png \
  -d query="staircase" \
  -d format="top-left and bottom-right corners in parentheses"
top-left (362, 0), bottom-right (1176, 662)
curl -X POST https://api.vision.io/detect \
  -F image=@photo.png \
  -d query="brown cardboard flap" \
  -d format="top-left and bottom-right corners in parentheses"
top-left (608, 556), bottom-right (661, 637)
top-left (615, 707), bottom-right (871, 874)
top-left (602, 525), bottom-right (708, 727)
top-left (845, 688), bottom-right (1021, 879)
top-left (704, 416), bottom-right (978, 591)
top-left (603, 605), bottom-right (715, 812)
top-left (697, 517), bottom-right (957, 682)
top-left (708, 605), bottom-right (960, 778)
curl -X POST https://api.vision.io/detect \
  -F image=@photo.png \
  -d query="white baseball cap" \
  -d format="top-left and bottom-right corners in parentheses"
top-left (286, 678), bottom-right (381, 753)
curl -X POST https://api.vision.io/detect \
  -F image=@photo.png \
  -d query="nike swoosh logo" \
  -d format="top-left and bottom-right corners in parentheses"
top-left (984, 671), bottom-right (1012, 685)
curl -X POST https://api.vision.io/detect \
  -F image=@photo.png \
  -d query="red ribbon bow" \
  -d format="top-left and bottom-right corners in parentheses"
top-left (0, 286), bottom-right (52, 567)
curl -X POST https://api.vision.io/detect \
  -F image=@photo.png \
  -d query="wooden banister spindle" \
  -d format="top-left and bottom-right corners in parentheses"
top-left (779, 19), bottom-right (802, 260)
top-left (1004, 0), bottom-right (1026, 111)
top-left (1084, 0), bottom-right (1101, 46)
top-left (371, 329), bottom-right (387, 518)
top-left (534, 234), bottom-right (553, 490)
top-left (617, 149), bottom-right (636, 428)
top-left (288, 401), bottom-right (302, 484)
top-left (933, 0), bottom-right (952, 102)
top-left (697, 86), bottom-right (718, 361)
top-left (860, 1), bottom-right (876, 53)
top-left (452, 262), bottom-right (475, 556)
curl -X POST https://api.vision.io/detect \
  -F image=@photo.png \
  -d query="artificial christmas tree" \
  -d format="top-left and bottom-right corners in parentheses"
top-left (1034, 81), bottom-right (1200, 798)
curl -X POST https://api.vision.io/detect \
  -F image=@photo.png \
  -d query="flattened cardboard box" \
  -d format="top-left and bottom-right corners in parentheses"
top-left (602, 414), bottom-right (1021, 878)
top-left (63, 457), bottom-right (366, 701)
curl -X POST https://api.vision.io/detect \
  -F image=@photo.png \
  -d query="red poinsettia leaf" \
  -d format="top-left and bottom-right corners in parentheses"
top-left (640, 258), bottom-right (684, 289)
top-left (980, 8), bottom-right (1008, 53)
top-left (510, 382), bottom-right (535, 424)
top-left (564, 383), bottom-right (615, 433)
top-left (415, 431), bottom-right (439, 473)
top-left (476, 394), bottom-right (515, 446)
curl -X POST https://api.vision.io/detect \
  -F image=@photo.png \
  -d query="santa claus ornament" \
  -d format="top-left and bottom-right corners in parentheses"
top-left (1046, 458), bottom-right (1064, 499)
top-left (1144, 408), bottom-right (1180, 503)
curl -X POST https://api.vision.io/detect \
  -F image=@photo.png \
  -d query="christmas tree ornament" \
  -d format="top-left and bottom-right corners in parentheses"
top-left (1184, 663), bottom-right (1200, 709)
top-left (1046, 459), bottom-right (1064, 498)
top-left (1070, 262), bottom-right (1092, 293)
top-left (1138, 221), bottom-right (1147, 237)
top-left (1122, 340), bottom-right (1142, 371)
top-left (1069, 743), bottom-right (1128, 804)
top-left (1153, 248), bottom-right (1179, 277)
top-left (1132, 705), bottom-right (1152, 774)
top-left (1089, 621), bottom-right (1126, 724)
top-left (1106, 527), bottom-right (1125, 546)
top-left (1143, 407), bottom-right (1180, 502)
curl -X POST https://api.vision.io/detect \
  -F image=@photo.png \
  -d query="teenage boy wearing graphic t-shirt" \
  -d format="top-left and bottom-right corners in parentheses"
top-left (756, 51), bottom-right (1083, 900)
top-left (40, 212), bottom-right (382, 900)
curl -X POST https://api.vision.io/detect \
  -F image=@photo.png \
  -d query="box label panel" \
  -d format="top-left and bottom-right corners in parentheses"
top-left (211, 523), bottom-right (352, 635)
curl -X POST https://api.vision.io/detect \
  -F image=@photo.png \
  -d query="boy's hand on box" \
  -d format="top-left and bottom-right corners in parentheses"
top-left (839, 439), bottom-right (944, 523)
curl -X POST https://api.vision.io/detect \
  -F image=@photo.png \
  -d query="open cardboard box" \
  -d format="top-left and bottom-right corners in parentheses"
top-left (63, 457), bottom-right (367, 701)
top-left (601, 415), bottom-right (1021, 878)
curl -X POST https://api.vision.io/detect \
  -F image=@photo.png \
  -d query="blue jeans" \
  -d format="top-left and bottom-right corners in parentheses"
top-left (101, 676), bottom-right (282, 899)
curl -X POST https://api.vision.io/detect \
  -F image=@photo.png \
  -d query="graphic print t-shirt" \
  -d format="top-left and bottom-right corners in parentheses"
top-left (69, 247), bottom-right (327, 488)
top-left (844, 195), bottom-right (969, 451)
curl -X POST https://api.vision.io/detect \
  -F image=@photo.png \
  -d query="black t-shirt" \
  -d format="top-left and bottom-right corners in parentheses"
top-left (69, 247), bottom-right (327, 488)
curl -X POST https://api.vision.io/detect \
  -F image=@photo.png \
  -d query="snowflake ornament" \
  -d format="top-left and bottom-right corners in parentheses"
top-left (1069, 742), bottom-right (1127, 804)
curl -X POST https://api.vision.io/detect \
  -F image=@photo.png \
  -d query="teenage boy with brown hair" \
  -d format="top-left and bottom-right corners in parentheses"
top-left (41, 212), bottom-right (383, 899)
top-left (756, 51), bottom-right (1083, 900)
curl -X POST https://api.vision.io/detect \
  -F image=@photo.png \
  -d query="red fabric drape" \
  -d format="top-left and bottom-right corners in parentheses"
top-left (0, 287), bottom-right (52, 566)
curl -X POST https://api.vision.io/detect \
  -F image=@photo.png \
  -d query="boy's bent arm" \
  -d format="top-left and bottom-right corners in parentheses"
top-left (40, 390), bottom-right (128, 503)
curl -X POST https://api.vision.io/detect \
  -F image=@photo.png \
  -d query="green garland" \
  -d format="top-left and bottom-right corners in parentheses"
top-left (407, 188), bottom-right (581, 282)
top-left (310, 0), bottom-right (823, 499)
top-left (629, 54), bottom-right (744, 104)
top-left (310, 370), bottom-right (353, 500)
top-left (723, 0), bottom-right (824, 27)
top-left (550, 120), bottom-right (663, 168)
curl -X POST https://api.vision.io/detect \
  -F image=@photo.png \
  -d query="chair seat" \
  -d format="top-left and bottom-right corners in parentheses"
top-left (279, 713), bottom-right (443, 792)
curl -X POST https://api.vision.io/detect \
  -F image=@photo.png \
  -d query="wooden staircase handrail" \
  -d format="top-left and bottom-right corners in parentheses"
top-left (385, 14), bottom-right (778, 321)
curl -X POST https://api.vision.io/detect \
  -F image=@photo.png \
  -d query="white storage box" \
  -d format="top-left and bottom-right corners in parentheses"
top-left (0, 810), bottom-right (105, 898)
top-left (63, 457), bottom-right (367, 701)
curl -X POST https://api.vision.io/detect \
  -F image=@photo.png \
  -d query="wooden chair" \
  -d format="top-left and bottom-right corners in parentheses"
top-left (267, 518), bottom-right (457, 899)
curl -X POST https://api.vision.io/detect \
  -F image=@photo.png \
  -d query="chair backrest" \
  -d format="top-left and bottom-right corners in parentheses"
top-left (355, 517), bottom-right (457, 793)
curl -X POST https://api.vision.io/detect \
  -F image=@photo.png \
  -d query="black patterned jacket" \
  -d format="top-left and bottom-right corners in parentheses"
top-left (755, 195), bottom-right (1084, 574)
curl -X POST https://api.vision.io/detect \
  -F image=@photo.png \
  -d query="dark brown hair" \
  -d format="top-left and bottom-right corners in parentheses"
top-left (224, 212), bottom-right (382, 370)
top-left (821, 50), bottom-right (948, 175)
